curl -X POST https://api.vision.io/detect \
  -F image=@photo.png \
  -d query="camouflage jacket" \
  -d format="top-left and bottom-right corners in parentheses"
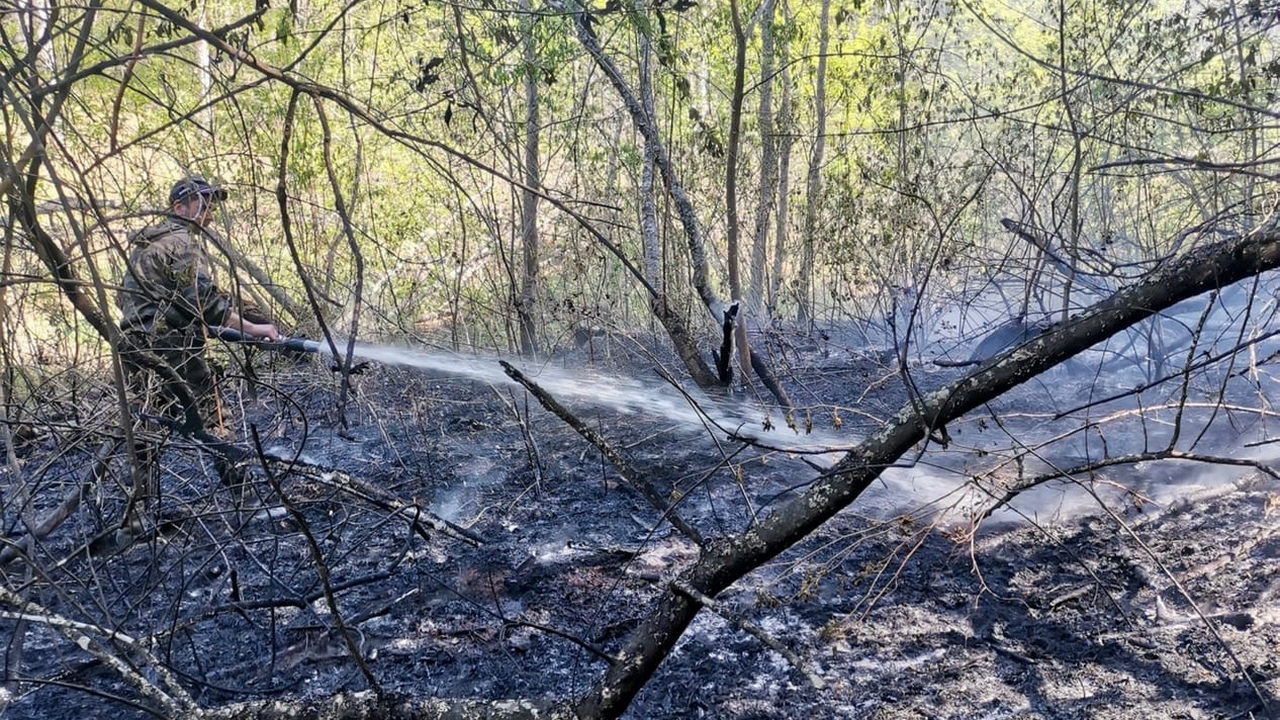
top-left (118, 217), bottom-right (232, 335)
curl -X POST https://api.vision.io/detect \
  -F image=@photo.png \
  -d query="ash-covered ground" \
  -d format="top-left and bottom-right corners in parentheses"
top-left (1, 325), bottom-right (1278, 719)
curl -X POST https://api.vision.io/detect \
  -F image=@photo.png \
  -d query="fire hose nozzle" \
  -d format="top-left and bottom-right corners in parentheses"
top-left (210, 326), bottom-right (321, 355)
top-left (279, 335), bottom-right (322, 355)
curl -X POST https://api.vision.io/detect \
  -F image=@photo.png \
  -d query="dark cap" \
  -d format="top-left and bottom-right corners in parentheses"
top-left (168, 176), bottom-right (228, 205)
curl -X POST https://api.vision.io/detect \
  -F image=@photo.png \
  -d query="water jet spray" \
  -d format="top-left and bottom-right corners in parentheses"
top-left (210, 325), bottom-right (857, 457)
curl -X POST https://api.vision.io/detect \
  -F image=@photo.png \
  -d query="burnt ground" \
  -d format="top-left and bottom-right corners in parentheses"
top-left (1, 327), bottom-right (1279, 720)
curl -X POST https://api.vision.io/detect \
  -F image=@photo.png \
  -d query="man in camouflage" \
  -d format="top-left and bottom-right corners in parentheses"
top-left (118, 176), bottom-right (281, 492)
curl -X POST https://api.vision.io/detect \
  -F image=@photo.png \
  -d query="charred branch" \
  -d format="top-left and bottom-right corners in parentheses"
top-left (748, 345), bottom-right (793, 411)
top-left (258, 448), bottom-right (484, 547)
top-left (671, 581), bottom-right (825, 690)
top-left (649, 295), bottom-right (719, 387)
top-left (714, 302), bottom-right (738, 384)
top-left (500, 361), bottom-right (705, 546)
top-left (0, 439), bottom-right (117, 567)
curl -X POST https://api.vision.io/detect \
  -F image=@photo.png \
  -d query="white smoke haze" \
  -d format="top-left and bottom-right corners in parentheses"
top-left (852, 268), bottom-right (1280, 526)
top-left (314, 339), bottom-right (860, 452)
top-left (312, 267), bottom-right (1280, 528)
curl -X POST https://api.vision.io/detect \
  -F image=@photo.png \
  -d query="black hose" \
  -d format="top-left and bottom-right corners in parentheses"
top-left (209, 325), bottom-right (320, 354)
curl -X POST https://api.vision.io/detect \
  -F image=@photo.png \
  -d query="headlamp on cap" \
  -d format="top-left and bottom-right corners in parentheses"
top-left (169, 176), bottom-right (228, 205)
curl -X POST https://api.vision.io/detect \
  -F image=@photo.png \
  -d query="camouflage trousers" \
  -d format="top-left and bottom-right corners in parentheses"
top-left (119, 328), bottom-right (243, 499)
top-left (120, 328), bottom-right (218, 428)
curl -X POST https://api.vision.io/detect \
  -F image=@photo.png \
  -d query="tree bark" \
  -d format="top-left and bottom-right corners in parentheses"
top-left (724, 0), bottom-right (754, 383)
top-left (575, 224), bottom-right (1280, 718)
top-left (796, 0), bottom-right (830, 326)
top-left (768, 0), bottom-right (794, 317)
top-left (749, 0), bottom-right (777, 316)
top-left (725, 0), bottom-right (748, 314)
top-left (516, 0), bottom-right (541, 357)
top-left (635, 19), bottom-right (719, 387)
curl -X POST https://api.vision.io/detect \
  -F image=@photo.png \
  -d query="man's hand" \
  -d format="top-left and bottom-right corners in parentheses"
top-left (242, 321), bottom-right (281, 342)
top-left (224, 309), bottom-right (281, 342)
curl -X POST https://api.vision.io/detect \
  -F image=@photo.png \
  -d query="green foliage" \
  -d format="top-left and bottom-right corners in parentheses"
top-left (1, 0), bottom-right (1276, 361)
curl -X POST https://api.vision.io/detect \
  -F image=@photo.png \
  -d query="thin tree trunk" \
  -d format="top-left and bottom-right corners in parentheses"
top-left (769, 0), bottom-right (794, 317)
top-left (1055, 0), bottom-right (1083, 324)
top-left (637, 9), bottom-right (716, 387)
top-left (567, 1), bottom-right (789, 401)
top-left (749, 0), bottom-right (777, 316)
top-left (567, 3), bottom-right (718, 386)
top-left (797, 0), bottom-right (830, 326)
top-left (638, 22), bottom-right (663, 296)
top-left (197, 8), bottom-right (213, 133)
top-left (725, 0), bottom-right (753, 381)
top-left (314, 100), bottom-right (364, 425)
top-left (517, 0), bottom-right (541, 357)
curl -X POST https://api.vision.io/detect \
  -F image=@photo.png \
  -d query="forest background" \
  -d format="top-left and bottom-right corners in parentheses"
top-left (7, 0), bottom-right (1276, 369)
top-left (2, 0), bottom-right (1280, 719)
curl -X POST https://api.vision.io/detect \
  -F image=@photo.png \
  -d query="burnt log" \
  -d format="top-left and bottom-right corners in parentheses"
top-left (714, 302), bottom-right (739, 384)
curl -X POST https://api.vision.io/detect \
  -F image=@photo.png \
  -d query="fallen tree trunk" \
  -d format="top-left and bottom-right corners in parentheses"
top-left (575, 224), bottom-right (1280, 718)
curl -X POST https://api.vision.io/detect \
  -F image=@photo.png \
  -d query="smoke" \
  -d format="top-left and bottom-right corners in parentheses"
top-left (856, 271), bottom-right (1280, 526)
top-left (314, 267), bottom-right (1280, 527)
top-left (316, 340), bottom-right (859, 456)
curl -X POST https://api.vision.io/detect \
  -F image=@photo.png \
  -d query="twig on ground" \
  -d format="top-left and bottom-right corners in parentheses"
top-left (260, 448), bottom-right (484, 546)
top-left (252, 426), bottom-right (384, 697)
top-left (0, 584), bottom-right (197, 717)
top-left (0, 438), bottom-right (118, 567)
top-left (346, 588), bottom-right (420, 627)
top-left (501, 360), bottom-right (705, 546)
top-left (672, 581), bottom-right (826, 690)
top-left (1086, 486), bottom-right (1276, 719)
